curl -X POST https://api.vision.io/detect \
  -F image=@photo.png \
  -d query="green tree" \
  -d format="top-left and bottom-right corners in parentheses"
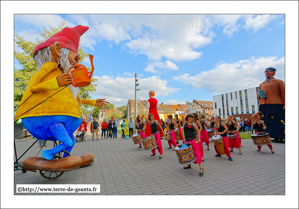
top-left (91, 103), bottom-right (115, 118)
top-left (122, 109), bottom-right (127, 118)
top-left (102, 103), bottom-right (115, 109)
top-left (116, 105), bottom-right (126, 111)
top-left (14, 20), bottom-right (97, 114)
top-left (105, 109), bottom-right (123, 119)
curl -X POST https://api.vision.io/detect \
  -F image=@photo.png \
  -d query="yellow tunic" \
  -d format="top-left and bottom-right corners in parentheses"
top-left (15, 62), bottom-right (96, 120)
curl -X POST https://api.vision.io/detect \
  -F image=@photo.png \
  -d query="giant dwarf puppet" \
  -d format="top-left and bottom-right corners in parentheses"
top-left (15, 25), bottom-right (108, 163)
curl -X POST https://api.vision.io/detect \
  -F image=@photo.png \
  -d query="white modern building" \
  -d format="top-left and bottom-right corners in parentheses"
top-left (213, 87), bottom-right (260, 119)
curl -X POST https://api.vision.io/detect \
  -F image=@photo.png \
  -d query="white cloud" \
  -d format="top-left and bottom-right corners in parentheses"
top-left (243, 15), bottom-right (276, 33)
top-left (211, 15), bottom-right (242, 37)
top-left (123, 15), bottom-right (211, 62)
top-left (123, 72), bottom-right (135, 77)
top-left (16, 29), bottom-right (42, 43)
top-left (173, 56), bottom-right (284, 95)
top-left (15, 15), bottom-right (71, 28)
top-left (163, 100), bottom-right (185, 105)
top-left (144, 60), bottom-right (179, 74)
top-left (91, 75), bottom-right (180, 106)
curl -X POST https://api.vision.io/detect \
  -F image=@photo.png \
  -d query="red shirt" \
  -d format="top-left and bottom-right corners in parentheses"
top-left (246, 121), bottom-right (252, 127)
top-left (148, 98), bottom-right (158, 110)
top-left (77, 121), bottom-right (87, 132)
top-left (101, 122), bottom-right (107, 129)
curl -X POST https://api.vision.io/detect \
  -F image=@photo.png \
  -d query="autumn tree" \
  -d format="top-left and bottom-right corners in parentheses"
top-left (91, 103), bottom-right (115, 118)
top-left (105, 109), bottom-right (123, 119)
top-left (14, 20), bottom-right (97, 114)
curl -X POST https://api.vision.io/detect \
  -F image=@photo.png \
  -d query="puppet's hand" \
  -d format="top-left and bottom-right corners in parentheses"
top-left (95, 99), bottom-right (109, 107)
top-left (56, 73), bottom-right (73, 87)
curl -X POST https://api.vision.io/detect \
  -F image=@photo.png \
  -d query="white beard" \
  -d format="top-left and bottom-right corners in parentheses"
top-left (69, 85), bottom-right (79, 99)
top-left (57, 49), bottom-right (79, 99)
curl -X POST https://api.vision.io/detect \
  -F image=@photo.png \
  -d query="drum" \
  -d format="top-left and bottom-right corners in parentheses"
top-left (174, 128), bottom-right (180, 136)
top-left (132, 134), bottom-right (141, 144)
top-left (164, 132), bottom-right (171, 140)
top-left (174, 128), bottom-right (182, 141)
top-left (251, 133), bottom-right (271, 146)
top-left (227, 133), bottom-right (236, 139)
top-left (211, 135), bottom-right (226, 155)
top-left (207, 129), bottom-right (214, 138)
top-left (175, 144), bottom-right (196, 165)
top-left (142, 135), bottom-right (158, 151)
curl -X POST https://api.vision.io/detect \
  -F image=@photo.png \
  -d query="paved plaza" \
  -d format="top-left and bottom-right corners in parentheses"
top-left (14, 133), bottom-right (285, 195)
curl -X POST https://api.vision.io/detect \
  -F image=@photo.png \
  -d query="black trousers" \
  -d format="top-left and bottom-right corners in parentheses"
top-left (108, 129), bottom-right (113, 138)
top-left (240, 126), bottom-right (245, 132)
top-left (129, 128), bottom-right (133, 137)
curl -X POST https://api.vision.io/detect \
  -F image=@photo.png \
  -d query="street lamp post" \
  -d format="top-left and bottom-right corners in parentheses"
top-left (135, 73), bottom-right (140, 134)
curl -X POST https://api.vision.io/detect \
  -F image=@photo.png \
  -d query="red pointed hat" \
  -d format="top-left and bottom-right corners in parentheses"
top-left (33, 25), bottom-right (89, 56)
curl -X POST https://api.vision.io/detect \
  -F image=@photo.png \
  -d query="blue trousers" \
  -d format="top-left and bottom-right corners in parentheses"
top-left (22, 115), bottom-right (82, 160)
top-left (113, 129), bottom-right (117, 138)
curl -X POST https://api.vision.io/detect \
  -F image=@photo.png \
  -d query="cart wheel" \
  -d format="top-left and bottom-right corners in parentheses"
top-left (22, 169), bottom-right (27, 173)
top-left (39, 152), bottom-right (69, 180)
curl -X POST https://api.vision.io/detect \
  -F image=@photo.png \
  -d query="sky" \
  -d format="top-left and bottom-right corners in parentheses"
top-left (14, 14), bottom-right (285, 107)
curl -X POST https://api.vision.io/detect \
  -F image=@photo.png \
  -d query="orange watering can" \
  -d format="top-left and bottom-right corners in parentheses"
top-left (67, 54), bottom-right (94, 87)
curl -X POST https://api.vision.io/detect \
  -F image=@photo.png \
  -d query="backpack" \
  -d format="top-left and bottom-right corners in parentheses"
top-left (93, 121), bottom-right (98, 129)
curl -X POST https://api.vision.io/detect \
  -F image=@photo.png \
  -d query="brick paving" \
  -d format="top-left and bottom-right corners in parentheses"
top-left (14, 133), bottom-right (285, 195)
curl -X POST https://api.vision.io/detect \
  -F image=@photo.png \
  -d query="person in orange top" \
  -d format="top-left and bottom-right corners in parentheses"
top-left (258, 67), bottom-right (285, 142)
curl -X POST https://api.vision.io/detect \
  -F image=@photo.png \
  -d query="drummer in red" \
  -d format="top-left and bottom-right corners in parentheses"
top-left (226, 115), bottom-right (242, 155)
top-left (166, 115), bottom-right (179, 149)
top-left (174, 114), bottom-right (184, 142)
top-left (213, 116), bottom-right (233, 161)
top-left (198, 115), bottom-right (210, 151)
top-left (181, 113), bottom-right (204, 176)
top-left (145, 114), bottom-right (164, 159)
top-left (190, 113), bottom-right (204, 162)
top-left (135, 115), bottom-right (145, 148)
top-left (252, 111), bottom-right (275, 154)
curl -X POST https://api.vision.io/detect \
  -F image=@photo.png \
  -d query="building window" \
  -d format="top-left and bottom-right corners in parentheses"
top-left (252, 105), bottom-right (255, 113)
top-left (231, 107), bottom-right (234, 115)
top-left (235, 91), bottom-right (237, 99)
top-left (215, 103), bottom-right (217, 109)
top-left (230, 92), bottom-right (233, 100)
top-left (221, 94), bottom-right (224, 101)
top-left (236, 107), bottom-right (238, 114)
top-left (219, 108), bottom-right (221, 116)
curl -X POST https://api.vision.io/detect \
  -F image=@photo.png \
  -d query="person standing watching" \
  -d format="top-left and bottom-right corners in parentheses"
top-left (128, 117), bottom-right (134, 137)
top-left (107, 120), bottom-right (113, 138)
top-left (121, 120), bottom-right (126, 138)
top-left (258, 67), bottom-right (285, 142)
top-left (113, 118), bottom-right (118, 138)
top-left (240, 118), bottom-right (245, 133)
top-left (101, 119), bottom-right (107, 139)
top-left (90, 118), bottom-right (100, 141)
